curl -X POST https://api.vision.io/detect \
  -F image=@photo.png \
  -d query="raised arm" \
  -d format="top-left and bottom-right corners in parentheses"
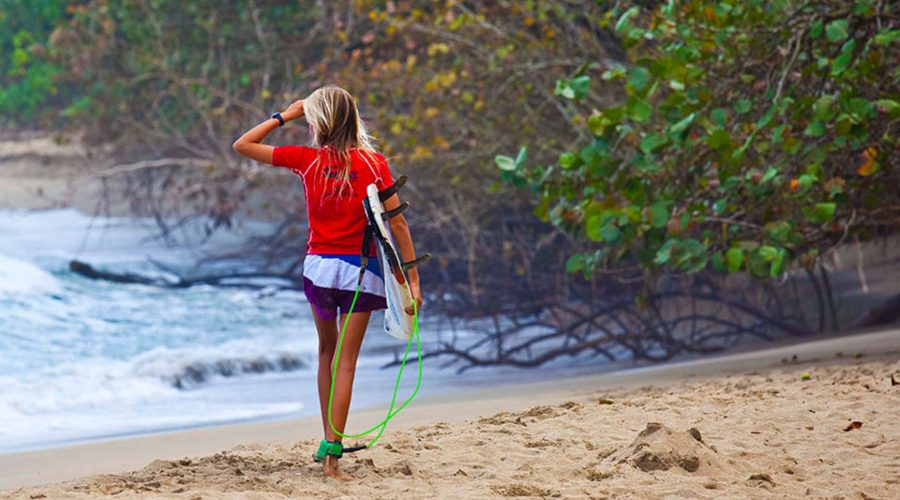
top-left (232, 99), bottom-right (305, 164)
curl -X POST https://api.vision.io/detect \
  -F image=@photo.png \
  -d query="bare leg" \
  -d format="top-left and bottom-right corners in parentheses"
top-left (312, 307), bottom-right (338, 437)
top-left (311, 305), bottom-right (371, 481)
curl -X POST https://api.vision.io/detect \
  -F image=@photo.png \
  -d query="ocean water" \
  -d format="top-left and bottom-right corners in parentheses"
top-left (0, 209), bottom-right (464, 453)
top-left (0, 209), bottom-right (615, 454)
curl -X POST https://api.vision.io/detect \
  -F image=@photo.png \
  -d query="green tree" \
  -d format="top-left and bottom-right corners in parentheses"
top-left (0, 0), bottom-right (69, 126)
top-left (500, 0), bottom-right (899, 280)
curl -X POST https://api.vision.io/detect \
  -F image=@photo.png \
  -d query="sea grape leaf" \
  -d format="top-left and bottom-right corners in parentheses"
top-left (826, 19), bottom-right (849, 43)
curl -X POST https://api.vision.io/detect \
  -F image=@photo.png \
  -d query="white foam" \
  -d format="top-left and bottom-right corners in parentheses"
top-left (0, 253), bottom-right (62, 294)
top-left (130, 337), bottom-right (316, 388)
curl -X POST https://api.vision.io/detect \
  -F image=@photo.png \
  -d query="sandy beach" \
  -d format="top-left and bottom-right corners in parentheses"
top-left (2, 329), bottom-right (898, 499)
top-left (0, 133), bottom-right (127, 214)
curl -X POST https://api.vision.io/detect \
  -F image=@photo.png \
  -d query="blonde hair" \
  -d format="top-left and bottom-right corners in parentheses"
top-left (303, 85), bottom-right (379, 199)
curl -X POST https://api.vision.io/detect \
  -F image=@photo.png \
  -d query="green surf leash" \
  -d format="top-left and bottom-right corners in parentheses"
top-left (321, 276), bottom-right (423, 456)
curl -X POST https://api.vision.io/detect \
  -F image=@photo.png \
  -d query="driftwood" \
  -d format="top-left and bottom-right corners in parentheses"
top-left (69, 259), bottom-right (301, 291)
top-left (384, 265), bottom-right (884, 373)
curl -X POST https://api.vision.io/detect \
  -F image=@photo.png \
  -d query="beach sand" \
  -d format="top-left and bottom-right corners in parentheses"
top-left (2, 329), bottom-right (898, 499)
top-left (0, 133), bottom-right (126, 214)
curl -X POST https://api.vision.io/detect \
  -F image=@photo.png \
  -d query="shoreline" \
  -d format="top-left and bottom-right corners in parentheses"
top-left (3, 325), bottom-right (894, 457)
top-left (2, 327), bottom-right (898, 492)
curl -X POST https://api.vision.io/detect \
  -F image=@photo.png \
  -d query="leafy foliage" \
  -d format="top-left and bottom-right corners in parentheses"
top-left (499, 0), bottom-right (899, 279)
top-left (0, 0), bottom-right (69, 125)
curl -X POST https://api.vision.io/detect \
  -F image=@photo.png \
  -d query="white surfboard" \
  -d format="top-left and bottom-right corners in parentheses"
top-left (364, 184), bottom-right (416, 340)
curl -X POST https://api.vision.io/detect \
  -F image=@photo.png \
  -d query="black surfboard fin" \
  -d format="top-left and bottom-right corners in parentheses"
top-left (382, 201), bottom-right (409, 221)
top-left (378, 175), bottom-right (408, 202)
top-left (402, 253), bottom-right (431, 271)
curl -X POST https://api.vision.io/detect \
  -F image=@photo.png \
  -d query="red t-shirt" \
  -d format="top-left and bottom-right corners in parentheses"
top-left (272, 145), bottom-right (393, 255)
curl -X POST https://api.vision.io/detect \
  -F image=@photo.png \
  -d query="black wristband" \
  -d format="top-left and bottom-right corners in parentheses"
top-left (271, 112), bottom-right (285, 127)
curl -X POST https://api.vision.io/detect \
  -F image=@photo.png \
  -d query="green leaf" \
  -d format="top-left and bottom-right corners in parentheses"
top-left (804, 120), bottom-right (826, 137)
top-left (710, 108), bottom-right (728, 127)
top-left (711, 251), bottom-right (726, 272)
top-left (875, 99), bottom-right (900, 118)
top-left (588, 113), bottom-right (610, 136)
top-left (604, 106), bottom-right (625, 123)
top-left (758, 245), bottom-right (779, 261)
top-left (654, 239), bottom-right (677, 265)
top-left (585, 214), bottom-right (604, 242)
top-left (874, 29), bottom-right (900, 45)
top-left (640, 133), bottom-right (668, 155)
top-left (495, 155), bottom-right (516, 171)
top-left (554, 80), bottom-right (574, 99)
top-left (771, 124), bottom-right (788, 144)
top-left (515, 146), bottom-right (528, 169)
top-left (814, 96), bottom-right (835, 121)
top-left (629, 101), bottom-right (653, 122)
top-left (559, 152), bottom-right (579, 169)
top-left (810, 19), bottom-right (824, 39)
top-left (726, 248), bottom-right (744, 273)
top-left (854, 0), bottom-right (874, 15)
top-left (622, 180), bottom-right (645, 204)
top-left (831, 40), bottom-right (855, 76)
top-left (677, 239), bottom-right (708, 273)
top-left (580, 145), bottom-right (602, 166)
top-left (814, 202), bottom-right (836, 222)
top-left (601, 64), bottom-right (627, 81)
top-left (760, 166), bottom-right (778, 184)
top-left (631, 155), bottom-right (659, 172)
top-left (615, 6), bottom-right (640, 32)
top-left (570, 75), bottom-right (590, 99)
top-left (747, 249), bottom-right (771, 278)
top-left (770, 248), bottom-right (787, 277)
top-left (707, 129), bottom-right (731, 150)
top-left (713, 198), bottom-right (727, 215)
top-left (628, 66), bottom-right (651, 91)
top-left (669, 80), bottom-right (685, 91)
top-left (62, 96), bottom-right (93, 118)
top-left (734, 99), bottom-right (752, 114)
top-left (554, 75), bottom-right (591, 100)
top-left (650, 202), bottom-right (669, 228)
top-left (825, 19), bottom-right (849, 43)
top-left (600, 222), bottom-right (622, 242)
top-left (669, 112), bottom-right (696, 136)
top-left (755, 106), bottom-right (776, 130)
top-left (764, 221), bottom-right (792, 243)
top-left (846, 97), bottom-right (874, 119)
top-left (566, 254), bottom-right (587, 274)
top-left (797, 174), bottom-right (817, 190)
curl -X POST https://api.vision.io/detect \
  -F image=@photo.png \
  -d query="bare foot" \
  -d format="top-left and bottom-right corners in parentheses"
top-left (323, 456), bottom-right (353, 482)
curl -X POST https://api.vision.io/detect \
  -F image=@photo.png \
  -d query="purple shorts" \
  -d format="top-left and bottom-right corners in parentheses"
top-left (302, 254), bottom-right (387, 321)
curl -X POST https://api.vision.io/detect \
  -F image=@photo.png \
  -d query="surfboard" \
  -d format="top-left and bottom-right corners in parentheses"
top-left (363, 182), bottom-right (418, 341)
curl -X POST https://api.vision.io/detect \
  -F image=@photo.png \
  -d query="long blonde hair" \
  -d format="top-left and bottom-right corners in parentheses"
top-left (303, 85), bottom-right (378, 200)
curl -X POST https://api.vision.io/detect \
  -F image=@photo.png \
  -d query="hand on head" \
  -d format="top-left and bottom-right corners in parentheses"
top-left (282, 99), bottom-right (305, 122)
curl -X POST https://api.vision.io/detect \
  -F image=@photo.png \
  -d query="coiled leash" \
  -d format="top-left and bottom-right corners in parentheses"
top-left (315, 176), bottom-right (430, 463)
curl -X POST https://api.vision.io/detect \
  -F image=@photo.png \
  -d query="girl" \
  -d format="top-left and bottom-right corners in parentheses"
top-left (232, 85), bottom-right (423, 481)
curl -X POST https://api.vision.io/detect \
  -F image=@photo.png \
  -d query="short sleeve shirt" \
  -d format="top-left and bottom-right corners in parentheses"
top-left (272, 145), bottom-right (393, 255)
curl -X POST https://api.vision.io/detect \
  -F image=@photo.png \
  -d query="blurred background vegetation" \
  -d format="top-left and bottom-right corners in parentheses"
top-left (1, 0), bottom-right (897, 369)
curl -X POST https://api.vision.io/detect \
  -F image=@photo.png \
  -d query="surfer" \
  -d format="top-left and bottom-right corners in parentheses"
top-left (232, 85), bottom-right (423, 481)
